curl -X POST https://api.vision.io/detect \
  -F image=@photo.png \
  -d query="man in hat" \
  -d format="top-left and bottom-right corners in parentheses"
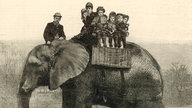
top-left (91, 6), bottom-right (108, 47)
top-left (43, 12), bottom-right (66, 44)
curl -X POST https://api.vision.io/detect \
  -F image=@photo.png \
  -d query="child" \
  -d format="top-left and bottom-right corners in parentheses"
top-left (115, 13), bottom-right (124, 48)
top-left (74, 9), bottom-right (89, 39)
top-left (43, 12), bottom-right (66, 44)
top-left (122, 14), bottom-right (129, 48)
top-left (107, 11), bottom-right (116, 47)
top-left (80, 8), bottom-right (89, 34)
top-left (81, 8), bottom-right (88, 26)
top-left (115, 13), bottom-right (128, 48)
top-left (91, 6), bottom-right (108, 47)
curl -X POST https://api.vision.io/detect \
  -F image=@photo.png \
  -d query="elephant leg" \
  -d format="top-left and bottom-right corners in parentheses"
top-left (136, 100), bottom-right (165, 108)
top-left (111, 99), bottom-right (136, 108)
top-left (76, 95), bottom-right (93, 108)
top-left (84, 104), bottom-right (92, 108)
top-left (61, 84), bottom-right (94, 108)
top-left (62, 89), bottom-right (76, 108)
top-left (83, 95), bottom-right (93, 108)
top-left (62, 89), bottom-right (90, 108)
top-left (114, 103), bottom-right (132, 108)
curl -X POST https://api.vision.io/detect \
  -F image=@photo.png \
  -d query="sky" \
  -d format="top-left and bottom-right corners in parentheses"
top-left (0, 0), bottom-right (192, 43)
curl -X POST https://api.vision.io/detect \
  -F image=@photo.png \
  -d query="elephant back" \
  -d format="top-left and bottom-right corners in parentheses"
top-left (92, 42), bottom-right (163, 101)
top-left (124, 42), bottom-right (163, 101)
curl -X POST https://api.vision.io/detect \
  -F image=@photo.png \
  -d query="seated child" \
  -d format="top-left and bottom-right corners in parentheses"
top-left (73, 8), bottom-right (88, 39)
top-left (107, 11), bottom-right (116, 47)
top-left (91, 6), bottom-right (108, 47)
top-left (80, 8), bottom-right (89, 34)
top-left (115, 13), bottom-right (128, 48)
top-left (115, 13), bottom-right (123, 48)
top-left (122, 14), bottom-right (129, 48)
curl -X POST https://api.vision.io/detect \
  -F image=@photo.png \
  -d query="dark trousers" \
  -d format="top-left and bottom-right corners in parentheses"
top-left (117, 35), bottom-right (122, 48)
top-left (113, 35), bottom-right (118, 48)
top-left (121, 35), bottom-right (126, 48)
top-left (108, 34), bottom-right (113, 47)
top-left (97, 31), bottom-right (107, 47)
top-left (116, 32), bottom-right (127, 48)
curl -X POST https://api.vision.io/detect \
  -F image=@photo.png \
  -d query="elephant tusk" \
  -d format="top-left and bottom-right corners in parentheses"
top-left (103, 95), bottom-right (107, 103)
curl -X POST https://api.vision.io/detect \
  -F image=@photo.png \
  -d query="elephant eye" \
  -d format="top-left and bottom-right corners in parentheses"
top-left (37, 63), bottom-right (48, 73)
top-left (44, 56), bottom-right (50, 61)
top-left (39, 55), bottom-right (46, 60)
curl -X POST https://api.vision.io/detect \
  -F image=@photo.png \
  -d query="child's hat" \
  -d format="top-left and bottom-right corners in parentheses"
top-left (97, 6), bottom-right (105, 13)
top-left (116, 13), bottom-right (123, 18)
top-left (81, 8), bottom-right (87, 14)
top-left (123, 14), bottom-right (129, 19)
top-left (86, 2), bottom-right (93, 9)
top-left (109, 11), bottom-right (116, 17)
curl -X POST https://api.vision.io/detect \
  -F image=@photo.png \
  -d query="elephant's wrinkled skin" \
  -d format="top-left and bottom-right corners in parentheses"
top-left (17, 38), bottom-right (164, 108)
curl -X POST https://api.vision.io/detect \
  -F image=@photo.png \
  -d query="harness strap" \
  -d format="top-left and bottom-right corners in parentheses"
top-left (120, 70), bottom-right (127, 107)
top-left (120, 70), bottom-right (126, 96)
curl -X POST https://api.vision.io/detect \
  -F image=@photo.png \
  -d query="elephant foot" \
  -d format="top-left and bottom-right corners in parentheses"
top-left (114, 102), bottom-right (136, 108)
top-left (136, 99), bottom-right (165, 108)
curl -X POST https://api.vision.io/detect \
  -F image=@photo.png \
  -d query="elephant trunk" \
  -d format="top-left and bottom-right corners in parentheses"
top-left (17, 91), bottom-right (32, 108)
top-left (22, 72), bottom-right (39, 93)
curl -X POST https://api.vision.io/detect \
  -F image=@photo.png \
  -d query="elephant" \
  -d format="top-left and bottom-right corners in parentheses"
top-left (17, 35), bottom-right (164, 108)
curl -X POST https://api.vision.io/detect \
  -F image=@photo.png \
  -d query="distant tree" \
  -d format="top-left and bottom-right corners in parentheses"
top-left (164, 62), bottom-right (192, 106)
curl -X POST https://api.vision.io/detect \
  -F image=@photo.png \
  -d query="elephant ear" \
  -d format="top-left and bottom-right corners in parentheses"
top-left (49, 41), bottom-right (89, 90)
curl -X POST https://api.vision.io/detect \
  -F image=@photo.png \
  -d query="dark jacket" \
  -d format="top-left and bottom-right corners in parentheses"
top-left (86, 12), bottom-right (97, 27)
top-left (116, 22), bottom-right (128, 36)
top-left (125, 23), bottom-right (129, 31)
top-left (43, 22), bottom-right (66, 43)
top-left (85, 12), bottom-right (97, 33)
top-left (107, 20), bottom-right (116, 33)
top-left (91, 14), bottom-right (107, 31)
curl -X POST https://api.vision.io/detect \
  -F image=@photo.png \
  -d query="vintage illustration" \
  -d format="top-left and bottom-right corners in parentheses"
top-left (0, 0), bottom-right (192, 108)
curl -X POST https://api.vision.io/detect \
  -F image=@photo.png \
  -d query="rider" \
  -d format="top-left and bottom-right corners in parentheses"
top-left (115, 13), bottom-right (126, 48)
top-left (43, 12), bottom-right (66, 44)
top-left (80, 8), bottom-right (89, 35)
top-left (91, 6), bottom-right (108, 47)
top-left (85, 2), bottom-right (97, 34)
top-left (122, 14), bottom-right (129, 48)
top-left (107, 11), bottom-right (116, 47)
top-left (73, 2), bottom-right (97, 39)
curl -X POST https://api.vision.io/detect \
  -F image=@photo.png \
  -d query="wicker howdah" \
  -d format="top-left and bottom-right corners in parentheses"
top-left (91, 46), bottom-right (131, 69)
